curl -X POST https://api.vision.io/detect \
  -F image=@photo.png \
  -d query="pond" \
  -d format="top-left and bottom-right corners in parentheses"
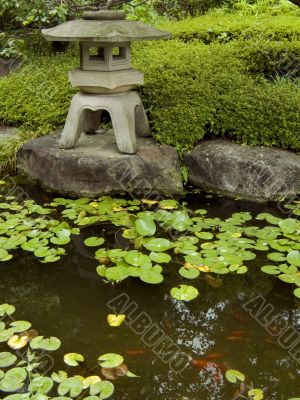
top-left (0, 178), bottom-right (299, 400)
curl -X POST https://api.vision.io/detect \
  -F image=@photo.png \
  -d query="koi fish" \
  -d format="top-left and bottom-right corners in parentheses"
top-left (192, 359), bottom-right (228, 372)
top-left (226, 336), bottom-right (245, 342)
top-left (126, 350), bottom-right (145, 356)
top-left (233, 311), bottom-right (249, 323)
top-left (229, 330), bottom-right (248, 337)
top-left (263, 336), bottom-right (278, 345)
top-left (205, 353), bottom-right (225, 360)
top-left (232, 382), bottom-right (247, 400)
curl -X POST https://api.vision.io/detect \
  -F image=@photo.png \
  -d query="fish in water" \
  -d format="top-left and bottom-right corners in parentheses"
top-left (226, 336), bottom-right (246, 342)
top-left (233, 311), bottom-right (249, 323)
top-left (126, 349), bottom-right (146, 356)
top-left (205, 353), bottom-right (225, 360)
top-left (229, 330), bottom-right (248, 337)
top-left (232, 382), bottom-right (247, 400)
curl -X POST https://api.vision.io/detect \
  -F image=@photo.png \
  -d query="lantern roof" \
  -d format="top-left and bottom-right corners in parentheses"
top-left (42, 12), bottom-right (171, 43)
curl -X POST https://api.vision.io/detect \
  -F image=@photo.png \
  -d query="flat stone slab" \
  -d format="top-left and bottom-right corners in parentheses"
top-left (17, 132), bottom-right (183, 197)
top-left (184, 139), bottom-right (300, 201)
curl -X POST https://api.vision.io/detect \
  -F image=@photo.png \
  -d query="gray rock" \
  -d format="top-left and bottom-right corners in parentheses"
top-left (184, 139), bottom-right (300, 201)
top-left (0, 58), bottom-right (20, 77)
top-left (17, 131), bottom-right (183, 197)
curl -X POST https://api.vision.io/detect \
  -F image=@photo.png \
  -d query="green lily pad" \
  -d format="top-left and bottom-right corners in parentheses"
top-left (64, 353), bottom-right (84, 367)
top-left (143, 238), bottom-right (172, 252)
top-left (150, 252), bottom-right (171, 263)
top-left (287, 250), bottom-right (300, 266)
top-left (225, 369), bottom-right (245, 384)
top-left (170, 285), bottom-right (199, 302)
top-left (294, 288), bottom-right (300, 299)
top-left (58, 377), bottom-right (83, 398)
top-left (0, 304), bottom-right (15, 317)
top-left (135, 217), bottom-right (156, 237)
top-left (30, 336), bottom-right (61, 351)
top-left (0, 352), bottom-right (17, 368)
top-left (28, 377), bottom-right (54, 394)
top-left (261, 265), bottom-right (280, 275)
top-left (98, 353), bottom-right (123, 369)
top-left (179, 267), bottom-right (200, 279)
top-left (10, 321), bottom-right (31, 333)
top-left (140, 268), bottom-right (164, 284)
top-left (84, 237), bottom-right (105, 247)
top-left (0, 367), bottom-right (27, 392)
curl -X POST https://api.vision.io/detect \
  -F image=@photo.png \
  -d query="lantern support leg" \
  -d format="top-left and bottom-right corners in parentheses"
top-left (135, 103), bottom-right (151, 137)
top-left (59, 91), bottom-right (149, 154)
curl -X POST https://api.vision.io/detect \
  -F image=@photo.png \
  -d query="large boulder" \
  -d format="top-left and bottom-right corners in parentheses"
top-left (17, 131), bottom-right (183, 197)
top-left (184, 139), bottom-right (300, 201)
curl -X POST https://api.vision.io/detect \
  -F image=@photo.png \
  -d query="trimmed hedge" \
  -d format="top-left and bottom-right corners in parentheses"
top-left (132, 40), bottom-right (300, 150)
top-left (0, 39), bottom-right (299, 159)
top-left (231, 39), bottom-right (300, 78)
top-left (160, 13), bottom-right (300, 43)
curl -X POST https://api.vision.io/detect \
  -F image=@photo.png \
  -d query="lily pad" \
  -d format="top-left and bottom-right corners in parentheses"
top-left (64, 353), bottom-right (84, 367)
top-left (170, 285), bottom-right (199, 302)
top-left (0, 352), bottom-right (17, 368)
top-left (225, 369), bottom-right (245, 384)
top-left (84, 237), bottom-right (105, 247)
top-left (98, 353), bottom-right (124, 369)
top-left (30, 336), bottom-right (61, 351)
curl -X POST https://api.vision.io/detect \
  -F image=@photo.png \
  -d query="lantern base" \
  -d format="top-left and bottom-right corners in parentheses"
top-left (59, 91), bottom-right (151, 154)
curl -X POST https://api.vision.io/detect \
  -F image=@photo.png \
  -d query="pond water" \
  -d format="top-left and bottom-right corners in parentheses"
top-left (0, 179), bottom-right (299, 400)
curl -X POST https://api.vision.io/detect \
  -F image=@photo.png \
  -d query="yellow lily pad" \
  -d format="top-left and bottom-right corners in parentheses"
top-left (107, 314), bottom-right (126, 327)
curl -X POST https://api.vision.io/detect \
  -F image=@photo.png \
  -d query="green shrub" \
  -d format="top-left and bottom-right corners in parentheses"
top-left (132, 40), bottom-right (300, 150)
top-left (0, 39), bottom-right (299, 170)
top-left (160, 13), bottom-right (300, 42)
top-left (0, 54), bottom-right (77, 133)
top-left (232, 39), bottom-right (300, 78)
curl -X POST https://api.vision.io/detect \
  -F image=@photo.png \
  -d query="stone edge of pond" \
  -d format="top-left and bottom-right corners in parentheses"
top-left (16, 134), bottom-right (300, 201)
top-left (184, 138), bottom-right (300, 201)
top-left (16, 131), bottom-right (184, 198)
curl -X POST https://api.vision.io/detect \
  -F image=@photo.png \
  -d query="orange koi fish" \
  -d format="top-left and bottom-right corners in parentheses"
top-left (126, 350), bottom-right (145, 356)
top-left (205, 353), bottom-right (225, 360)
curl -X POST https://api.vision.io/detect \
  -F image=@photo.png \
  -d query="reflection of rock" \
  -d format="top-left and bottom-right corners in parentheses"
top-left (17, 132), bottom-right (183, 197)
top-left (185, 139), bottom-right (300, 200)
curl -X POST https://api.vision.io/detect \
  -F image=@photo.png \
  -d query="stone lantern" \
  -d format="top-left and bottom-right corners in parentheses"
top-left (42, 10), bottom-right (170, 154)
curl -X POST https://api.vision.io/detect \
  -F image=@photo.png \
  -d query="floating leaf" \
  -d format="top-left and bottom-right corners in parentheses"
top-left (149, 252), bottom-right (171, 264)
top-left (64, 353), bottom-right (84, 367)
top-left (135, 217), bottom-right (156, 237)
top-left (248, 388), bottom-right (264, 400)
top-left (0, 304), bottom-right (15, 317)
top-left (140, 268), bottom-right (164, 284)
top-left (0, 352), bottom-right (17, 368)
top-left (28, 377), bottom-right (54, 394)
top-left (51, 371), bottom-right (68, 384)
top-left (30, 336), bottom-right (61, 351)
top-left (107, 315), bottom-right (125, 327)
top-left (84, 237), bottom-right (105, 247)
top-left (83, 376), bottom-right (101, 389)
top-left (294, 288), bottom-right (300, 299)
top-left (261, 266), bottom-right (280, 275)
top-left (170, 285), bottom-right (199, 302)
top-left (179, 267), bottom-right (200, 279)
top-left (58, 377), bottom-right (83, 398)
top-left (287, 250), bottom-right (300, 266)
top-left (143, 238), bottom-right (172, 252)
top-left (10, 321), bottom-right (31, 333)
top-left (98, 354), bottom-right (123, 369)
top-left (7, 335), bottom-right (28, 350)
top-left (225, 369), bottom-right (245, 384)
top-left (0, 367), bottom-right (27, 392)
